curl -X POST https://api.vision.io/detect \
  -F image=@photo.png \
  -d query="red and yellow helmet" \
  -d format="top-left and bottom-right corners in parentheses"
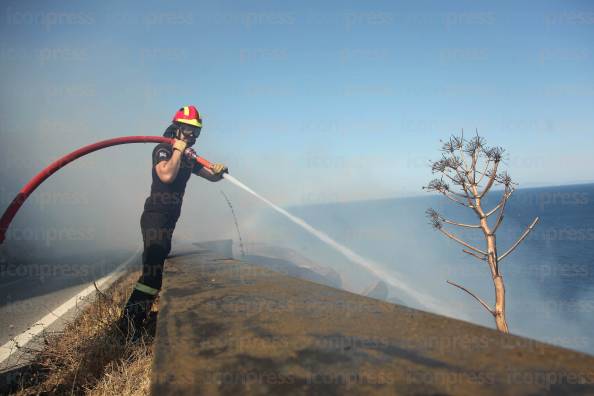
top-left (172, 105), bottom-right (202, 127)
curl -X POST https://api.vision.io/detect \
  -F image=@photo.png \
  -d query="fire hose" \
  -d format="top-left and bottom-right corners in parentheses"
top-left (0, 136), bottom-right (215, 245)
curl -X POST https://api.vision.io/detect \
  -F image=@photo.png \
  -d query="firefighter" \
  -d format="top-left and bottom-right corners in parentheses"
top-left (120, 105), bottom-right (227, 338)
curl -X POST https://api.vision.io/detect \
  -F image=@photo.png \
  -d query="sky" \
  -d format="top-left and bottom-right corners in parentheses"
top-left (0, 0), bottom-right (593, 251)
top-left (1, 1), bottom-right (594, 202)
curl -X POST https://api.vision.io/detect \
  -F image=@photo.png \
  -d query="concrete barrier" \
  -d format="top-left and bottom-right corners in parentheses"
top-left (151, 249), bottom-right (594, 395)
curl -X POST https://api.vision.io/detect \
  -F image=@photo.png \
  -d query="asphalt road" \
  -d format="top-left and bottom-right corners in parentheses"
top-left (0, 247), bottom-right (139, 351)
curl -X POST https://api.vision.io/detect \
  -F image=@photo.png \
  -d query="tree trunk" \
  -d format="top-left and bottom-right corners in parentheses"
top-left (493, 275), bottom-right (509, 333)
top-left (482, 213), bottom-right (510, 333)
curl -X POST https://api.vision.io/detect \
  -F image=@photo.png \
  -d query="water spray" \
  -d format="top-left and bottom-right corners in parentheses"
top-left (221, 174), bottom-right (446, 312)
top-left (220, 190), bottom-right (246, 258)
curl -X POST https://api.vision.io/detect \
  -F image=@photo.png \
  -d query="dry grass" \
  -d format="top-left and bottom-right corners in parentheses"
top-left (11, 271), bottom-right (157, 396)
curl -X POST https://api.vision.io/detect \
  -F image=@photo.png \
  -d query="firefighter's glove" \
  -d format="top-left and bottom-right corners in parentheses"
top-left (212, 163), bottom-right (228, 176)
top-left (173, 139), bottom-right (187, 153)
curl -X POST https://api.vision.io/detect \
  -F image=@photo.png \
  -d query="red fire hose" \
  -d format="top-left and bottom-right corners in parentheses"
top-left (0, 136), bottom-right (214, 245)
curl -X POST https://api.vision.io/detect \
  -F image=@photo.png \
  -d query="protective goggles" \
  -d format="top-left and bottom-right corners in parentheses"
top-left (179, 125), bottom-right (201, 139)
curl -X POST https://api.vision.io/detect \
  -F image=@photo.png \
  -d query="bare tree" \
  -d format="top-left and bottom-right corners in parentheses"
top-left (424, 132), bottom-right (539, 333)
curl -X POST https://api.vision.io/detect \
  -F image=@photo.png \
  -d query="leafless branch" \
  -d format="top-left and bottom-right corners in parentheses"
top-left (438, 227), bottom-right (487, 255)
top-left (466, 131), bottom-right (484, 184)
top-left (442, 191), bottom-right (473, 208)
top-left (452, 166), bottom-right (475, 195)
top-left (443, 165), bottom-right (477, 207)
top-left (425, 208), bottom-right (446, 230)
top-left (471, 147), bottom-right (479, 184)
top-left (447, 280), bottom-right (494, 315)
top-left (463, 249), bottom-right (487, 260)
top-left (457, 130), bottom-right (471, 174)
top-left (480, 160), bottom-right (500, 198)
top-left (484, 201), bottom-right (503, 217)
top-left (458, 180), bottom-right (479, 208)
top-left (428, 208), bottom-right (480, 228)
top-left (499, 217), bottom-right (540, 261)
top-left (492, 214), bottom-right (505, 234)
top-left (476, 159), bottom-right (491, 185)
top-left (424, 179), bottom-right (472, 208)
top-left (491, 188), bottom-right (514, 233)
top-left (440, 175), bottom-right (471, 199)
top-left (441, 218), bottom-right (481, 228)
top-left (485, 188), bottom-right (513, 218)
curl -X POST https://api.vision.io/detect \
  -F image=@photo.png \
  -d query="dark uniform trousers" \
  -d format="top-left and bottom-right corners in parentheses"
top-left (123, 211), bottom-right (178, 325)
